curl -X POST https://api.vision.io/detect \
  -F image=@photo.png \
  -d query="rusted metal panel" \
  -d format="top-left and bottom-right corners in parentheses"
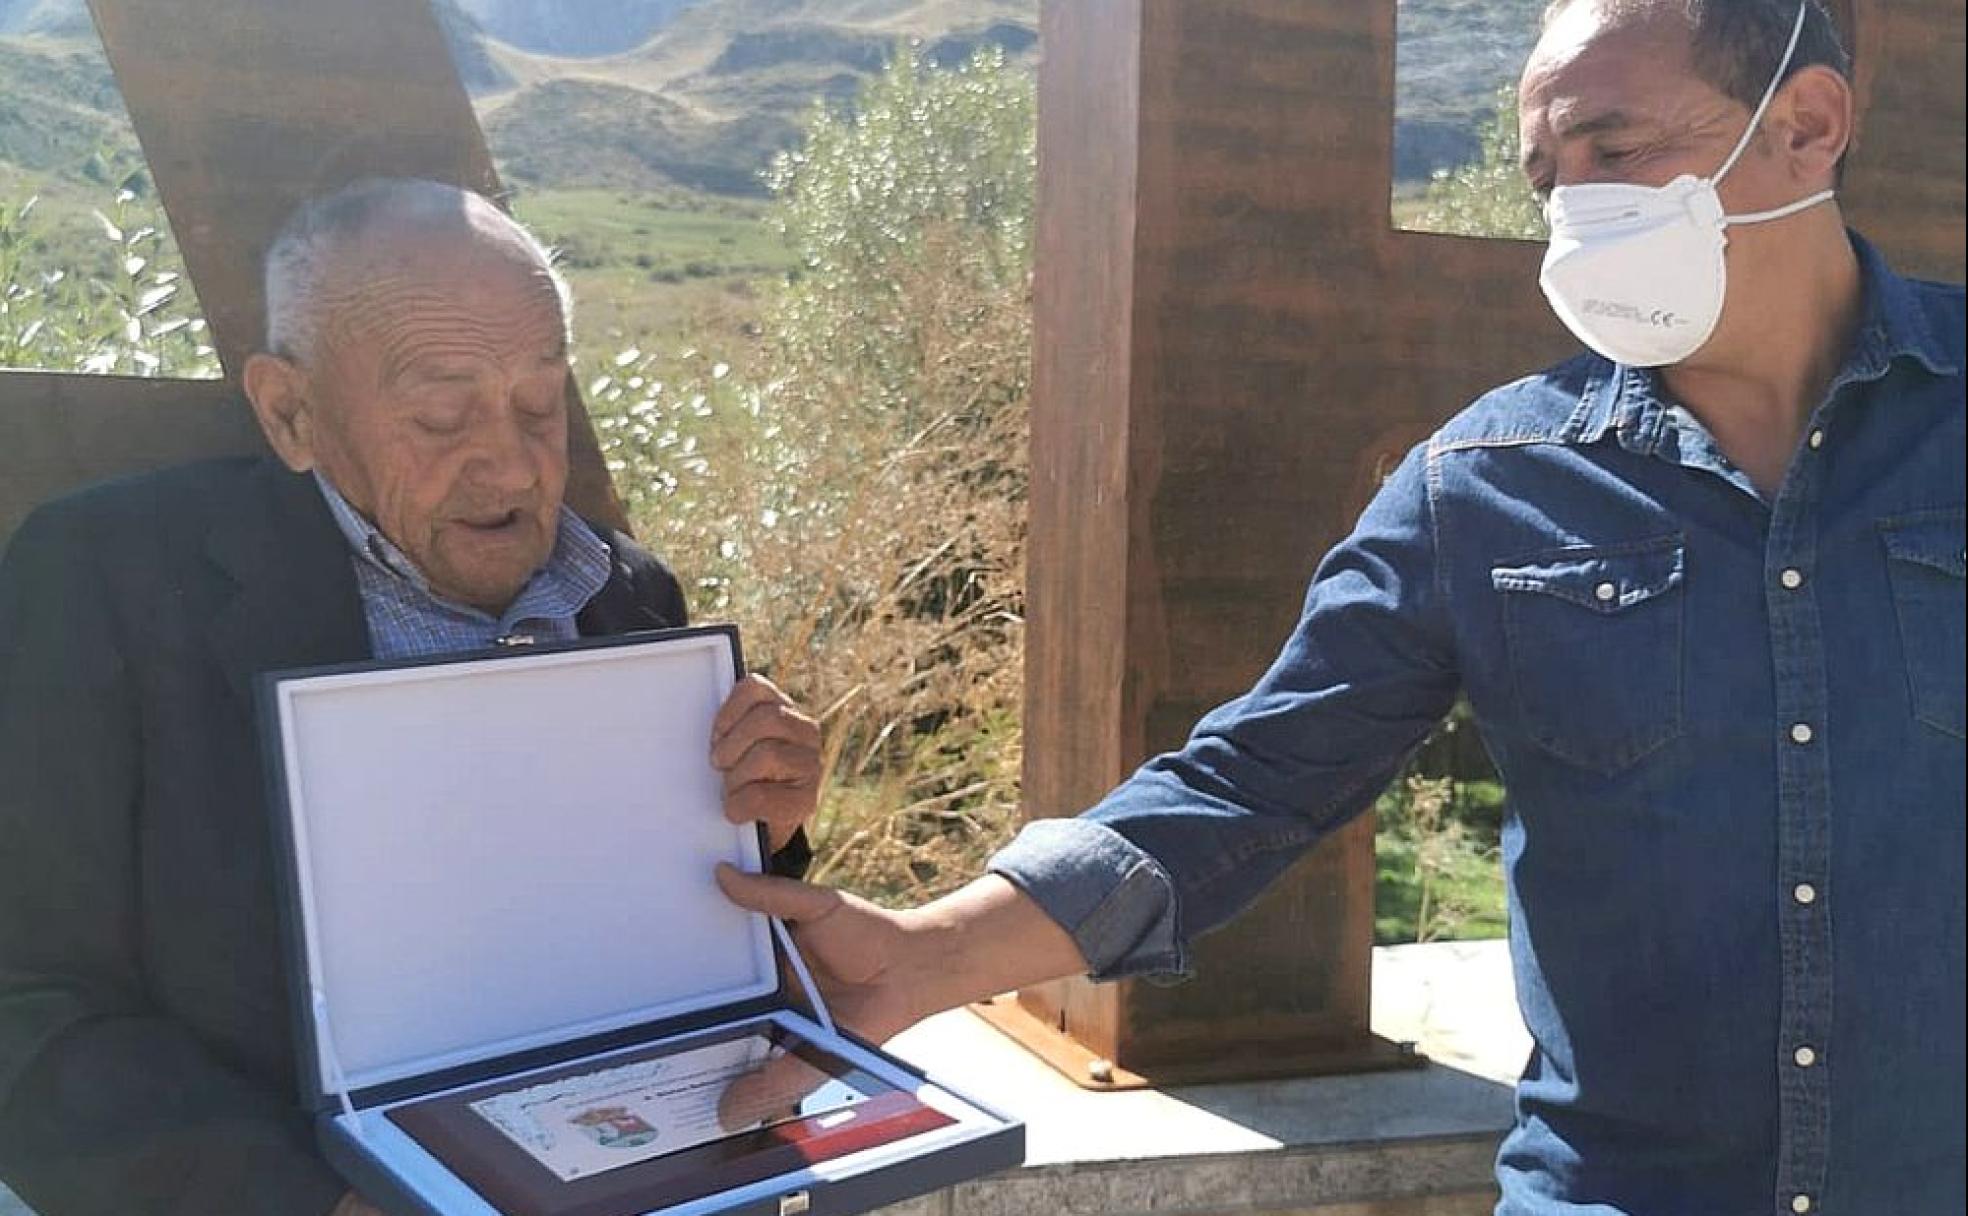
top-left (1019, 0), bottom-right (1964, 1084)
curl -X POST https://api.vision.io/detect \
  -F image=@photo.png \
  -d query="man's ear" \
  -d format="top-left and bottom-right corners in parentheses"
top-left (1773, 64), bottom-right (1854, 187)
top-left (242, 352), bottom-right (319, 473)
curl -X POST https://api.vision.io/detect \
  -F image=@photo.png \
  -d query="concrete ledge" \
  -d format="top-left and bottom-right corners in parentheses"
top-left (873, 940), bottom-right (1524, 1216)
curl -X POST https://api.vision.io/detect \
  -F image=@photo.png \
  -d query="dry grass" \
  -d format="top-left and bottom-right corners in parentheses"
top-left (593, 222), bottom-right (1031, 905)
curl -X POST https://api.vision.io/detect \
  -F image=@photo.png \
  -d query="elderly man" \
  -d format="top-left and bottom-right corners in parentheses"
top-left (0, 179), bottom-right (821, 1216)
top-left (721, 2), bottom-right (1965, 1213)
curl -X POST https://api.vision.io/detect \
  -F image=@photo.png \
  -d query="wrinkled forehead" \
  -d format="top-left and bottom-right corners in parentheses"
top-left (316, 222), bottom-right (569, 362)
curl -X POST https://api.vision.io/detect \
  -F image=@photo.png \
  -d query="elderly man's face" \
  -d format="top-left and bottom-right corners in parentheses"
top-left (271, 230), bottom-right (572, 613)
top-left (1518, 3), bottom-right (1776, 207)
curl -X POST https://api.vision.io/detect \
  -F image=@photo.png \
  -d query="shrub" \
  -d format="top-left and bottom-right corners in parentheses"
top-left (1406, 82), bottom-right (1547, 241)
top-left (0, 184), bottom-right (217, 377)
top-left (592, 49), bottom-right (1036, 905)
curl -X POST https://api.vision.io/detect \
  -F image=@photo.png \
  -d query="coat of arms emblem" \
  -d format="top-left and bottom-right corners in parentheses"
top-left (570, 1105), bottom-right (660, 1149)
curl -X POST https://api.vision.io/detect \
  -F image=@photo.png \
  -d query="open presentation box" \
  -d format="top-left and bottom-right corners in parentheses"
top-left (258, 626), bottom-right (1022, 1216)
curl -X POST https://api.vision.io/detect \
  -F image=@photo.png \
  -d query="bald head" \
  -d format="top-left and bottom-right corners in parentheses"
top-left (262, 178), bottom-right (572, 364)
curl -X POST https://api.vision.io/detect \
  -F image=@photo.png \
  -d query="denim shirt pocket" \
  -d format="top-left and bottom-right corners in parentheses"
top-left (1492, 535), bottom-right (1686, 775)
top-left (1880, 509), bottom-right (1966, 740)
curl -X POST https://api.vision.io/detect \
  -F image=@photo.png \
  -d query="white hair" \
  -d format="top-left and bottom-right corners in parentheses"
top-left (261, 177), bottom-right (572, 362)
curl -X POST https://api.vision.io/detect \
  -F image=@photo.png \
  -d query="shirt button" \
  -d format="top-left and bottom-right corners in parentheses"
top-left (1794, 1045), bottom-right (1818, 1068)
top-left (1780, 568), bottom-right (1805, 590)
top-left (1793, 883), bottom-right (1818, 905)
top-left (1790, 722), bottom-right (1814, 745)
top-left (1792, 1195), bottom-right (1814, 1214)
top-left (1595, 581), bottom-right (1617, 602)
top-left (1808, 429), bottom-right (1824, 450)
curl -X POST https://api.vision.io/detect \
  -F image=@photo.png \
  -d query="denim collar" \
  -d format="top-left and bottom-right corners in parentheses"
top-left (1561, 231), bottom-right (1958, 456)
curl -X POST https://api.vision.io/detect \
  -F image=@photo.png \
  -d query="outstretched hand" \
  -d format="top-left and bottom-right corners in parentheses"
top-left (714, 865), bottom-right (928, 1044)
top-left (715, 866), bottom-right (1091, 1052)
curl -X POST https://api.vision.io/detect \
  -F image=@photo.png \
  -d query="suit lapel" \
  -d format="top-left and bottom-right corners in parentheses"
top-left (576, 532), bottom-right (673, 636)
top-left (205, 462), bottom-right (371, 707)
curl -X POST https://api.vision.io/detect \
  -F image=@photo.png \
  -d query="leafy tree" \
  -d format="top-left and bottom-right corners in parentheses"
top-left (590, 50), bottom-right (1038, 903)
top-left (1408, 81), bottom-right (1547, 241)
top-left (1, 182), bottom-right (217, 377)
top-left (764, 47), bottom-right (1034, 436)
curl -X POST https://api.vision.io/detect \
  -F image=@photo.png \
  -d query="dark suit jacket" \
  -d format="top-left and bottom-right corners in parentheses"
top-left (0, 458), bottom-right (794, 1216)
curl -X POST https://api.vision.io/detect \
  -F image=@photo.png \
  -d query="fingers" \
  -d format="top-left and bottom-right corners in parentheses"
top-left (720, 736), bottom-right (819, 791)
top-left (716, 864), bottom-right (843, 924)
top-left (712, 676), bottom-right (818, 764)
top-left (712, 678), bottom-right (822, 851)
top-left (723, 781), bottom-right (811, 852)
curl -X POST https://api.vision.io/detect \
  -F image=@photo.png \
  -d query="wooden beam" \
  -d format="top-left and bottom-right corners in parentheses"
top-left (55, 0), bottom-right (625, 532)
top-left (84, 0), bottom-right (501, 377)
top-left (0, 369), bottom-right (264, 541)
top-left (1837, 0), bottom-right (1967, 280)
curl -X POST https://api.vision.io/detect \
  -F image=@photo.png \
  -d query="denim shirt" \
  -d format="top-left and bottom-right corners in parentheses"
top-left (991, 236), bottom-right (1965, 1215)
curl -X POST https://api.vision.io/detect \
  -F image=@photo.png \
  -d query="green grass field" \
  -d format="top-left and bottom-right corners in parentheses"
top-left (1374, 777), bottom-right (1509, 944)
top-left (509, 187), bottom-right (795, 344)
top-left (1376, 831), bottom-right (1509, 944)
top-left (0, 174), bottom-right (797, 361)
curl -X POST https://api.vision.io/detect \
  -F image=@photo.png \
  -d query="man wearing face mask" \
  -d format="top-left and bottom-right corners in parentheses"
top-left (716, 1), bottom-right (1965, 1212)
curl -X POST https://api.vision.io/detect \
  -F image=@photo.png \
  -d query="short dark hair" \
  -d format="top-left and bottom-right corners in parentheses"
top-left (1544, 0), bottom-right (1852, 110)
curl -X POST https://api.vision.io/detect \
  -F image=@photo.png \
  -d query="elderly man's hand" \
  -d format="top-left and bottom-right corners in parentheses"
top-left (711, 674), bottom-right (822, 853)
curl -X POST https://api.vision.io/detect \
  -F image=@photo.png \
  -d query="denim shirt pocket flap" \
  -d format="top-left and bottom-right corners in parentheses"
top-left (1488, 536), bottom-right (1687, 774)
top-left (1490, 537), bottom-right (1685, 615)
top-left (1879, 510), bottom-right (1966, 739)
top-left (1880, 512), bottom-right (1966, 580)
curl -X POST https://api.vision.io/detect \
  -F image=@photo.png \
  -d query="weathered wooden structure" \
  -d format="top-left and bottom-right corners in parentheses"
top-left (0, 0), bottom-right (1961, 1092)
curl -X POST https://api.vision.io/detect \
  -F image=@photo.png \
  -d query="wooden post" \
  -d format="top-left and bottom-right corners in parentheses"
top-left (1005, 0), bottom-right (1963, 1087)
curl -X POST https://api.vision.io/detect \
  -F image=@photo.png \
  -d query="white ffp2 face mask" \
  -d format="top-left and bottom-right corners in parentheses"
top-left (1537, 0), bottom-right (1837, 368)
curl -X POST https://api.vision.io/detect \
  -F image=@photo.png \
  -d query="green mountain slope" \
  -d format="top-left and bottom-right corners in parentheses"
top-left (455, 0), bottom-right (698, 57)
top-left (0, 38), bottom-right (135, 177)
top-left (489, 78), bottom-right (804, 195)
top-left (1394, 0), bottom-right (1543, 179)
top-left (3, 0), bottom-right (1539, 198)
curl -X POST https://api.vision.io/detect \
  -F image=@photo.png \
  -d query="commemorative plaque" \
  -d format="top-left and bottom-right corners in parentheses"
top-left (259, 627), bottom-right (1021, 1216)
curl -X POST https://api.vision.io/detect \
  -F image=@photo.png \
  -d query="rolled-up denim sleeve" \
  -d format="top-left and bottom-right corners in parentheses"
top-left (990, 443), bottom-right (1459, 981)
top-left (988, 818), bottom-right (1182, 979)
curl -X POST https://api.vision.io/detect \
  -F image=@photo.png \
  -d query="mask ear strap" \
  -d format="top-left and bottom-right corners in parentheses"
top-left (1714, 0), bottom-right (1812, 185)
top-left (1725, 187), bottom-right (1836, 226)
